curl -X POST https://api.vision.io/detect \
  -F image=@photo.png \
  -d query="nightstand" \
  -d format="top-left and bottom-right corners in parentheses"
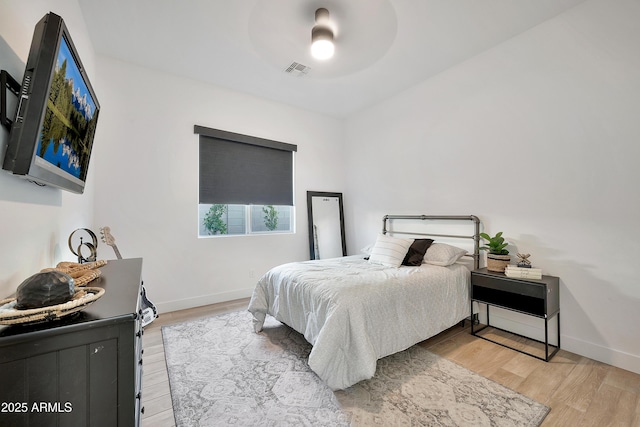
top-left (470, 268), bottom-right (560, 361)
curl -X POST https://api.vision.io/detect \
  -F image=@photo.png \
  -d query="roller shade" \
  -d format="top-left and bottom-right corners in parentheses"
top-left (196, 125), bottom-right (296, 206)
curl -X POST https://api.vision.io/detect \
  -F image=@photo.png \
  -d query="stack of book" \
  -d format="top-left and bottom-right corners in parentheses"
top-left (504, 265), bottom-right (543, 279)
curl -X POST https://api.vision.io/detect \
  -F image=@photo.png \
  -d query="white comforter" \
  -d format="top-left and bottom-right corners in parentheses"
top-left (247, 255), bottom-right (470, 390)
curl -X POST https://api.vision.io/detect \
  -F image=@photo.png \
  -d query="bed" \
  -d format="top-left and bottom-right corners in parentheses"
top-left (248, 215), bottom-right (480, 390)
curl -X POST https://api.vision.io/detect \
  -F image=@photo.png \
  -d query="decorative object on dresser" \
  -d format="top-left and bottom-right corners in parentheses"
top-left (0, 287), bottom-right (105, 325)
top-left (0, 258), bottom-right (144, 426)
top-left (516, 252), bottom-right (532, 267)
top-left (15, 270), bottom-right (75, 309)
top-left (471, 268), bottom-right (560, 361)
top-left (163, 310), bottom-right (550, 426)
top-left (0, 261), bottom-right (107, 325)
top-left (68, 228), bottom-right (99, 263)
top-left (480, 231), bottom-right (510, 272)
top-left (100, 226), bottom-right (158, 327)
top-left (41, 259), bottom-right (107, 287)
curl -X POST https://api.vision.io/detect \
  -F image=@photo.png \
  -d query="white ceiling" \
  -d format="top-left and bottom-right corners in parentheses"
top-left (77, 0), bottom-right (587, 118)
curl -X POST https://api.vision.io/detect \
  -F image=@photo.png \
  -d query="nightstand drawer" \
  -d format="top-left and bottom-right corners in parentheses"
top-left (472, 273), bottom-right (546, 299)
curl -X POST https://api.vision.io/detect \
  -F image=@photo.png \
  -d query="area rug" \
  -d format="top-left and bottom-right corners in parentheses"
top-left (162, 311), bottom-right (549, 426)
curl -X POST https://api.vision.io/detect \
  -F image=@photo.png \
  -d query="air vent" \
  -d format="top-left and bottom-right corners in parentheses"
top-left (284, 62), bottom-right (311, 77)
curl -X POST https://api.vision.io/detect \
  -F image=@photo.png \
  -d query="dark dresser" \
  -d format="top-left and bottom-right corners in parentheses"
top-left (0, 258), bottom-right (144, 427)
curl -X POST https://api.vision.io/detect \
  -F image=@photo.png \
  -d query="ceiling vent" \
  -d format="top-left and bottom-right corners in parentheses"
top-left (284, 62), bottom-right (311, 77)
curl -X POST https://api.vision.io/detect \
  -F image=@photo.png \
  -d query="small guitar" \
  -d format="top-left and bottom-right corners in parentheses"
top-left (100, 226), bottom-right (158, 327)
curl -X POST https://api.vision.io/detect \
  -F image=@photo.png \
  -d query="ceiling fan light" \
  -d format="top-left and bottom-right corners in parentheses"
top-left (311, 39), bottom-right (334, 60)
top-left (311, 25), bottom-right (334, 60)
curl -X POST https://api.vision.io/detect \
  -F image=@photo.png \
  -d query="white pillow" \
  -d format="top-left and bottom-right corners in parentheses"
top-left (368, 234), bottom-right (414, 267)
top-left (423, 243), bottom-right (467, 266)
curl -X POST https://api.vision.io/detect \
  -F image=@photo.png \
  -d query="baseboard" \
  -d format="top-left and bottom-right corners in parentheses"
top-left (561, 335), bottom-right (640, 375)
top-left (475, 305), bottom-right (640, 375)
top-left (154, 288), bottom-right (254, 314)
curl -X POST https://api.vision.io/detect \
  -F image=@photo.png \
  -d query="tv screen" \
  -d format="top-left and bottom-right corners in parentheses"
top-left (2, 12), bottom-right (99, 194)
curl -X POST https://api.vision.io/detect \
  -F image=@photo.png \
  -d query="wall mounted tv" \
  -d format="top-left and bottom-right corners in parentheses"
top-left (2, 12), bottom-right (100, 194)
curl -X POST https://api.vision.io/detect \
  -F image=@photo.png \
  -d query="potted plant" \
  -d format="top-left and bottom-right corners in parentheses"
top-left (480, 231), bottom-right (511, 272)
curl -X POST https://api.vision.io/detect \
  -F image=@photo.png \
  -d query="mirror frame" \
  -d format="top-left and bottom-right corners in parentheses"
top-left (307, 191), bottom-right (347, 260)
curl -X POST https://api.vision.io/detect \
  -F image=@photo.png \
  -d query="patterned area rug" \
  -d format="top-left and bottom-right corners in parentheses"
top-left (162, 311), bottom-right (549, 426)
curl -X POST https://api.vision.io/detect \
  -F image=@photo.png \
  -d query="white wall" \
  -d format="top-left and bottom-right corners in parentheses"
top-left (92, 57), bottom-right (345, 313)
top-left (0, 1), bottom-right (99, 299)
top-left (344, 0), bottom-right (640, 374)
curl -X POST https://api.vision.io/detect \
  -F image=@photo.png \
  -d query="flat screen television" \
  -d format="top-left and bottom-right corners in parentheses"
top-left (2, 12), bottom-right (100, 194)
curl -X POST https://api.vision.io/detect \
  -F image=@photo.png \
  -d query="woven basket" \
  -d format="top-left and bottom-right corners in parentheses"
top-left (487, 254), bottom-right (511, 272)
top-left (40, 260), bottom-right (107, 287)
top-left (0, 287), bottom-right (105, 325)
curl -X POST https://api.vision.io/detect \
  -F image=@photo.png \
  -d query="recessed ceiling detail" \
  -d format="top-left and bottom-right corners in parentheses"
top-left (248, 0), bottom-right (397, 79)
top-left (78, 0), bottom-right (589, 118)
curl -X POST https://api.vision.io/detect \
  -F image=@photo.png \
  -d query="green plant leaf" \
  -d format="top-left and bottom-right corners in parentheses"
top-left (479, 231), bottom-right (508, 254)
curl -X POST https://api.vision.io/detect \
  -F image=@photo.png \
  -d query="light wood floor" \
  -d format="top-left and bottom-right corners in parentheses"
top-left (140, 298), bottom-right (640, 427)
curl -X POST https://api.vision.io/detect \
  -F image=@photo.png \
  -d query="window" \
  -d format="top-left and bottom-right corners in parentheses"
top-left (195, 125), bottom-right (297, 237)
top-left (198, 204), bottom-right (293, 236)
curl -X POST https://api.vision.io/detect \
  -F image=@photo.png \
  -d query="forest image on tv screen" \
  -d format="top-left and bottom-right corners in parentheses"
top-left (36, 35), bottom-right (98, 181)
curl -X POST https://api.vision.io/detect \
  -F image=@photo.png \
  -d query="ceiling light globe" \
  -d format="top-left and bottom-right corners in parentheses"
top-left (311, 39), bottom-right (334, 60)
top-left (311, 24), bottom-right (334, 60)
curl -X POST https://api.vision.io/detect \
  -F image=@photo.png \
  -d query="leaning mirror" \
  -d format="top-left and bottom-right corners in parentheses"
top-left (307, 191), bottom-right (346, 260)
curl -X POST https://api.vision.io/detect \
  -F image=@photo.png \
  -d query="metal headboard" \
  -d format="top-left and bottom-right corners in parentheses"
top-left (382, 215), bottom-right (481, 269)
